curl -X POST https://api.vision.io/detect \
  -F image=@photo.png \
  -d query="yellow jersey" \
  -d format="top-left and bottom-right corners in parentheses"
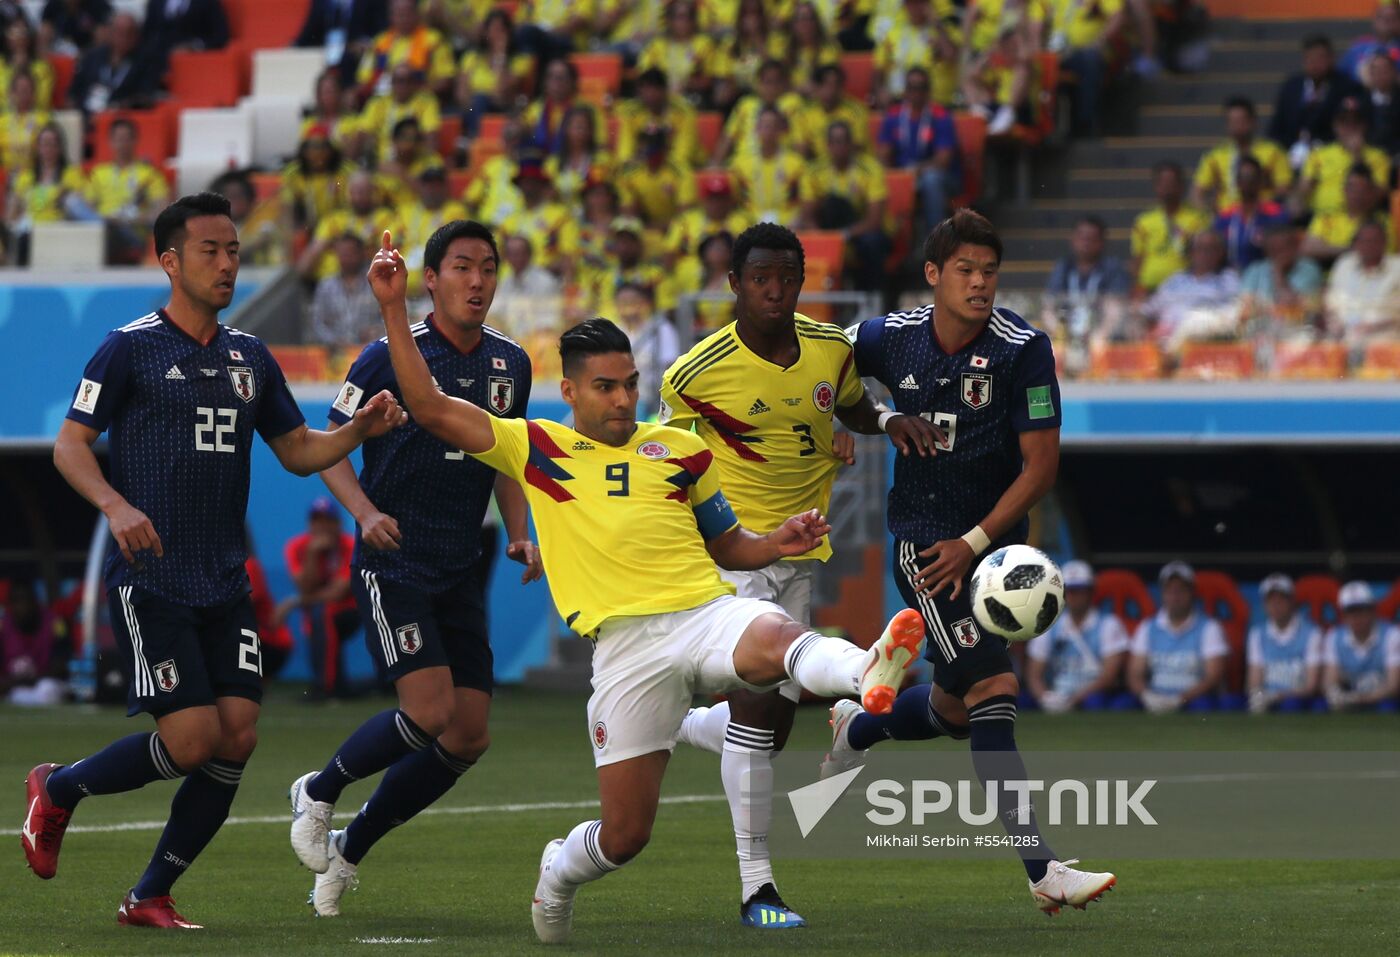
top-left (1307, 210), bottom-right (1395, 251)
top-left (0, 109), bottom-right (49, 171)
top-left (798, 155), bottom-right (888, 217)
top-left (636, 34), bottom-right (720, 93)
top-left (1302, 142), bottom-right (1391, 216)
top-left (356, 26), bottom-right (457, 94)
top-left (1130, 203), bottom-right (1213, 292)
top-left (874, 16), bottom-right (961, 103)
top-left (617, 159), bottom-right (698, 226)
top-left (500, 200), bottom-right (579, 264)
top-left (658, 315), bottom-right (865, 561)
top-left (722, 92), bottom-right (806, 158)
top-left (730, 149), bottom-right (805, 223)
top-left (400, 198), bottom-right (470, 295)
top-left (280, 161), bottom-right (357, 228)
top-left (664, 208), bottom-right (749, 259)
top-left (462, 154), bottom-right (523, 227)
top-left (312, 206), bottom-right (401, 279)
top-left (11, 166), bottom-right (86, 223)
top-left (616, 97), bottom-right (702, 167)
top-left (457, 49), bottom-right (535, 98)
top-left (1192, 139), bottom-right (1293, 211)
top-left (0, 59), bottom-right (54, 111)
top-left (795, 96), bottom-right (873, 160)
top-left (84, 161), bottom-right (169, 218)
top-left (472, 416), bottom-right (736, 636)
top-left (1050, 0), bottom-right (1121, 49)
top-left (360, 91), bottom-right (443, 161)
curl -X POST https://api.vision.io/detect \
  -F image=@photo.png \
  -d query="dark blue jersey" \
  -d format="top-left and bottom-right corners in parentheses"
top-left (329, 317), bottom-right (532, 592)
top-left (851, 304), bottom-right (1061, 546)
top-left (66, 311), bottom-right (306, 605)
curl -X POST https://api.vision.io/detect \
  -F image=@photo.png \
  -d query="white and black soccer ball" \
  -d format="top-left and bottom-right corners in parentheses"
top-left (968, 545), bottom-right (1064, 642)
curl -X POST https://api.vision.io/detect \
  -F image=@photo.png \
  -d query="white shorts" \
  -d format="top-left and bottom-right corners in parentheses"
top-left (718, 561), bottom-right (815, 703)
top-left (587, 595), bottom-right (789, 767)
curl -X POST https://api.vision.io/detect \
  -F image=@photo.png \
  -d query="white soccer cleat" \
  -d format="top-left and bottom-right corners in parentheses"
top-left (676, 706), bottom-right (709, 749)
top-left (1029, 859), bottom-right (1117, 916)
top-left (819, 699), bottom-right (868, 780)
top-left (289, 771), bottom-right (334, 873)
top-left (531, 838), bottom-right (576, 944)
top-left (859, 609), bottom-right (925, 714)
top-left (310, 830), bottom-right (358, 917)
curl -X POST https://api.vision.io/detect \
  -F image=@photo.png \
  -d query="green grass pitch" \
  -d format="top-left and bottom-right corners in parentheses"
top-left (2, 689), bottom-right (1396, 956)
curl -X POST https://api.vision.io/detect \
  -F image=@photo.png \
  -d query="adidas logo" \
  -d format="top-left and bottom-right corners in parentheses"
top-left (898, 374), bottom-right (919, 390)
top-left (165, 366), bottom-right (185, 380)
top-left (748, 398), bottom-right (771, 416)
top-left (571, 440), bottom-right (595, 451)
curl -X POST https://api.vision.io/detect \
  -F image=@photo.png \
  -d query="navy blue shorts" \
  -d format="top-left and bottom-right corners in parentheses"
top-left (351, 569), bottom-right (493, 693)
top-left (891, 540), bottom-right (1014, 698)
top-left (108, 585), bottom-right (264, 718)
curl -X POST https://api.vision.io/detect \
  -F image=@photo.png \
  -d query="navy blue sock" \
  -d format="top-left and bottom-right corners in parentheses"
top-left (45, 733), bottom-right (185, 810)
top-left (132, 758), bottom-right (245, 900)
top-left (967, 695), bottom-right (1053, 883)
top-left (847, 684), bottom-right (969, 750)
top-left (307, 709), bottom-right (432, 804)
top-left (341, 742), bottom-right (474, 865)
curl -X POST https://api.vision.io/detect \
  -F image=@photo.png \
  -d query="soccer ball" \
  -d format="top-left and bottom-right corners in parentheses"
top-left (968, 545), bottom-right (1064, 642)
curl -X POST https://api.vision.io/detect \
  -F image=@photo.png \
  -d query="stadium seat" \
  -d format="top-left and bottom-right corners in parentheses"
top-left (1177, 342), bottom-right (1255, 380)
top-left (1091, 568), bottom-right (1155, 632)
top-left (796, 230), bottom-right (845, 278)
top-left (251, 47), bottom-right (325, 102)
top-left (438, 115), bottom-right (462, 161)
top-left (570, 52), bottom-right (622, 106)
top-left (840, 52), bottom-right (875, 102)
top-left (695, 111), bottom-right (723, 157)
top-left (468, 137), bottom-right (504, 170)
top-left (1293, 574), bottom-right (1341, 628)
top-left (1194, 570), bottom-right (1250, 693)
top-left (176, 107), bottom-right (253, 194)
top-left (53, 110), bottom-right (82, 163)
top-left (250, 171), bottom-right (281, 202)
top-left (1356, 340), bottom-right (1400, 379)
top-left (1034, 51), bottom-right (1060, 140)
top-left (246, 95), bottom-right (304, 167)
top-left (1273, 342), bottom-right (1348, 380)
top-left (49, 54), bottom-right (75, 108)
top-left (478, 114), bottom-right (507, 146)
top-left (226, 0), bottom-right (311, 50)
top-left (30, 221), bottom-right (104, 271)
top-left (884, 169), bottom-right (915, 266)
top-left (269, 345), bottom-right (330, 381)
top-left (92, 107), bottom-right (174, 164)
top-left (448, 169), bottom-right (472, 199)
top-left (952, 112), bottom-right (987, 207)
top-left (1377, 579), bottom-right (1400, 622)
top-left (1088, 342), bottom-right (1163, 380)
top-left (168, 48), bottom-right (248, 109)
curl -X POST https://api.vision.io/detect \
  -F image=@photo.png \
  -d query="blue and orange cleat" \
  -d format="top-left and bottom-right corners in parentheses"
top-left (740, 884), bottom-right (806, 929)
top-left (859, 609), bottom-right (925, 714)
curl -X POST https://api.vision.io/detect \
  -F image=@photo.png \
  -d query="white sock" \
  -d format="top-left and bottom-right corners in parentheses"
top-left (723, 723), bottom-right (776, 903)
top-left (678, 702), bottom-right (730, 754)
top-left (782, 632), bottom-right (863, 698)
top-left (545, 820), bottom-right (619, 892)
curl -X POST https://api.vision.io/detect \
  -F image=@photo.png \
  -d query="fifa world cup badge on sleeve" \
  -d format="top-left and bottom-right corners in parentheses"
top-left (333, 381), bottom-right (365, 417)
top-left (72, 379), bottom-right (101, 413)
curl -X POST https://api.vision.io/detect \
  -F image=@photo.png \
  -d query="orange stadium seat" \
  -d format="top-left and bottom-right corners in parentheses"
top-left (570, 52), bottom-right (622, 105)
top-left (1034, 51), bottom-right (1059, 139)
top-left (952, 112), bottom-right (986, 206)
top-left (225, 0), bottom-right (310, 49)
top-left (449, 168), bottom-right (472, 199)
top-left (92, 107), bottom-right (174, 164)
top-left (1177, 342), bottom-right (1254, 380)
top-left (1089, 342), bottom-right (1163, 380)
top-left (1356, 339), bottom-right (1400, 379)
top-left (1273, 342), bottom-right (1348, 380)
top-left (437, 115), bottom-right (462, 161)
top-left (695, 111), bottom-right (723, 157)
top-left (1194, 570), bottom-right (1250, 693)
top-left (1293, 574), bottom-right (1341, 628)
top-left (251, 171), bottom-right (280, 202)
top-left (840, 52), bottom-right (875, 102)
top-left (49, 54), bottom-right (75, 108)
top-left (796, 231), bottom-right (845, 274)
top-left (468, 138), bottom-right (504, 170)
top-left (1091, 568), bottom-right (1155, 633)
top-left (477, 114), bottom-right (507, 146)
top-left (884, 169), bottom-right (915, 266)
top-left (168, 49), bottom-right (248, 108)
top-left (269, 346), bottom-right (330, 382)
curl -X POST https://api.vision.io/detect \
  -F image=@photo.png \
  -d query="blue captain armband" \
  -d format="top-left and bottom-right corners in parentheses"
top-left (694, 490), bottom-right (738, 540)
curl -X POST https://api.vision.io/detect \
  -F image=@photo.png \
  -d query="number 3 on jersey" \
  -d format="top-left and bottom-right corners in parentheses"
top-left (921, 411), bottom-right (956, 451)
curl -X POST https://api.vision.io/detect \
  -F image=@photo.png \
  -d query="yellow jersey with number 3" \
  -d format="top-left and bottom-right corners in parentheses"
top-left (471, 416), bottom-right (737, 637)
top-left (658, 315), bottom-right (864, 562)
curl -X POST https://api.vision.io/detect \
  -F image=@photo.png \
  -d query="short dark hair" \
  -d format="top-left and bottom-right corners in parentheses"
top-left (1302, 33), bottom-right (1332, 52)
top-left (1075, 214), bottom-right (1107, 234)
top-left (153, 192), bottom-right (232, 257)
top-left (110, 117), bottom-right (137, 138)
top-left (209, 170), bottom-right (254, 203)
top-left (922, 208), bottom-right (1003, 268)
top-left (757, 58), bottom-right (785, 79)
top-left (1152, 159), bottom-right (1184, 179)
top-left (731, 222), bottom-right (805, 276)
top-left (424, 220), bottom-right (499, 273)
top-left (391, 116), bottom-right (422, 140)
top-left (636, 67), bottom-right (668, 89)
top-left (1347, 161), bottom-right (1376, 183)
top-left (1223, 96), bottom-right (1256, 117)
top-left (813, 63), bottom-right (844, 86)
top-left (1354, 218), bottom-right (1388, 240)
top-left (615, 280), bottom-right (655, 303)
top-left (1236, 154), bottom-right (1264, 175)
top-left (559, 317), bottom-right (632, 377)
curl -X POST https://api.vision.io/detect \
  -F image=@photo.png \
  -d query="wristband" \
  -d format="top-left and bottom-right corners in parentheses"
top-left (877, 410), bottom-right (899, 432)
top-left (960, 525), bottom-right (992, 556)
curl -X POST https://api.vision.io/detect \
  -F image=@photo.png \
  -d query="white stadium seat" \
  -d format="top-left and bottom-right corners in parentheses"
top-left (29, 222), bottom-right (104, 271)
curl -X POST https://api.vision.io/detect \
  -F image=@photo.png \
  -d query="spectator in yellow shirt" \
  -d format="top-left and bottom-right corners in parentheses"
top-left (712, 0), bottom-right (786, 111)
top-left (617, 68), bottom-right (702, 168)
top-left (785, 1), bottom-right (843, 96)
top-left (522, 59), bottom-right (606, 154)
top-left (691, 230), bottom-right (738, 334)
top-left (298, 169), bottom-right (399, 281)
top-left (357, 0), bottom-right (456, 100)
top-left (1130, 160), bottom-right (1213, 294)
top-left (399, 167), bottom-right (469, 299)
top-left (583, 216), bottom-right (675, 314)
top-left (730, 106), bottom-right (805, 223)
top-left (281, 127), bottom-right (357, 232)
top-left (518, 0), bottom-right (596, 57)
top-left (874, 0), bottom-right (961, 106)
top-left (455, 9), bottom-right (534, 138)
top-left (0, 71), bottom-right (48, 172)
top-left (796, 63), bottom-right (873, 159)
top-left (1192, 97), bottom-right (1294, 213)
top-left (577, 179), bottom-right (621, 285)
top-left (616, 128), bottom-right (699, 230)
top-left (714, 58), bottom-right (806, 161)
top-left (664, 171), bottom-right (748, 273)
top-left (85, 117), bottom-right (169, 263)
top-left (964, 0), bottom-right (1047, 58)
top-left (301, 69), bottom-right (361, 151)
top-left (637, 0), bottom-right (718, 102)
top-left (499, 154), bottom-right (579, 279)
top-left (544, 104), bottom-right (615, 213)
top-left (1, 18), bottom-right (55, 112)
top-left (1297, 103), bottom-right (1391, 217)
top-left (1049, 0), bottom-right (1125, 136)
top-left (1302, 164), bottom-right (1393, 264)
top-left (464, 119), bottom-right (527, 227)
top-left (357, 63), bottom-right (441, 164)
top-left (797, 119), bottom-right (890, 289)
top-left (4, 122), bottom-right (87, 265)
top-left (963, 26), bottom-right (1037, 136)
top-left (376, 116), bottom-right (445, 209)
top-left (210, 170), bottom-right (286, 268)
top-left (594, 0), bottom-right (663, 60)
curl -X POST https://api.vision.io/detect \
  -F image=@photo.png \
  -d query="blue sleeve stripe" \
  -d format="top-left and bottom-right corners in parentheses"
top-left (694, 490), bottom-right (738, 541)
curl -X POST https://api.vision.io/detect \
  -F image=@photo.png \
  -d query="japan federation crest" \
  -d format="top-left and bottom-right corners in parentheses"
top-left (153, 659), bottom-right (179, 692)
top-left (592, 721), bottom-right (608, 749)
top-left (228, 366), bottom-right (255, 403)
top-left (487, 376), bottom-right (514, 415)
top-left (960, 372), bottom-right (991, 410)
top-left (812, 380), bottom-right (835, 413)
top-left (396, 623), bottom-right (423, 655)
top-left (951, 617), bottom-right (981, 648)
